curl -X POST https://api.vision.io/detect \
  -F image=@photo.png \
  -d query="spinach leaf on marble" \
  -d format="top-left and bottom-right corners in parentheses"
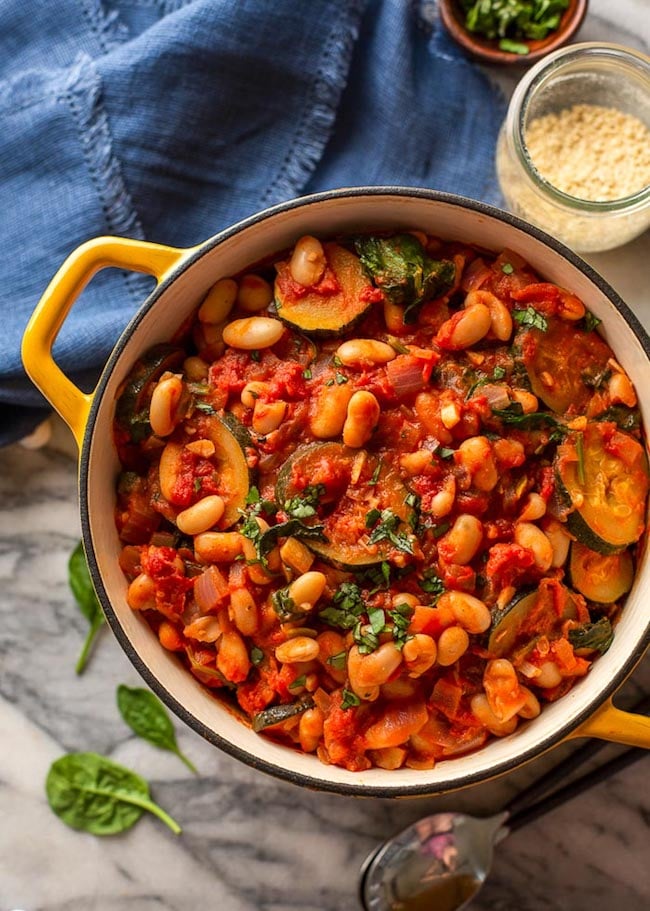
top-left (68, 541), bottom-right (105, 675)
top-left (117, 685), bottom-right (197, 774)
top-left (45, 752), bottom-right (181, 836)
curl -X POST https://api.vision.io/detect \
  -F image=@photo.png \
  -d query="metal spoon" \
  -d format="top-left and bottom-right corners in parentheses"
top-left (360, 734), bottom-right (648, 911)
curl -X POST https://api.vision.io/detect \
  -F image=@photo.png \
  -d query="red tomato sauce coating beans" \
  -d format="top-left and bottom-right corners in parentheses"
top-left (113, 231), bottom-right (648, 772)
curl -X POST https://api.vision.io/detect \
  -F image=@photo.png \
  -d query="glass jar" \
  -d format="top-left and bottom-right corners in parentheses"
top-left (496, 43), bottom-right (650, 253)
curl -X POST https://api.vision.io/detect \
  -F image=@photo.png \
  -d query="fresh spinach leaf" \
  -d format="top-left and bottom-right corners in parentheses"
top-left (46, 752), bottom-right (181, 835)
top-left (116, 685), bottom-right (197, 774)
top-left (68, 541), bottom-right (105, 675)
top-left (568, 618), bottom-right (614, 655)
top-left (354, 234), bottom-right (455, 322)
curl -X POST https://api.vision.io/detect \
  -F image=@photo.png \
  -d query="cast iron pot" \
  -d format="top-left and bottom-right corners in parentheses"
top-left (22, 188), bottom-right (650, 796)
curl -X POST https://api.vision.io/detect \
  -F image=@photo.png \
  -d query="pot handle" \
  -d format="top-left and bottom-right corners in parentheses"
top-left (571, 697), bottom-right (650, 748)
top-left (22, 236), bottom-right (188, 448)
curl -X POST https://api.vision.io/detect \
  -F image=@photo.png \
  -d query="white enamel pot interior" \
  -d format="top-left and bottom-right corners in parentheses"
top-left (77, 188), bottom-right (649, 796)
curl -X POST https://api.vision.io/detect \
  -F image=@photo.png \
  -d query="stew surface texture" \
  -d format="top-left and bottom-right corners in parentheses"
top-left (113, 230), bottom-right (648, 772)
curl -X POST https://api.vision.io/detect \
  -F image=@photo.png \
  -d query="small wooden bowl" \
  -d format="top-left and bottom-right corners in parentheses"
top-left (439, 0), bottom-right (588, 65)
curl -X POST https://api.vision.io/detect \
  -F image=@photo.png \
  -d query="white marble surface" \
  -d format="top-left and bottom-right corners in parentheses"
top-left (2, 3), bottom-right (650, 910)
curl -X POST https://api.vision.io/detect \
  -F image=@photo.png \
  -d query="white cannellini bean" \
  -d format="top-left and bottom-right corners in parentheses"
top-left (439, 514), bottom-right (483, 565)
top-left (309, 383), bottom-right (354, 439)
top-left (511, 389), bottom-right (539, 414)
top-left (445, 303), bottom-right (492, 349)
top-left (236, 274), bottom-right (273, 312)
top-left (438, 591), bottom-right (491, 634)
top-left (176, 495), bottom-right (225, 535)
top-left (518, 492), bottom-right (546, 522)
top-left (275, 636), bottom-right (320, 664)
top-left (252, 399), bottom-right (287, 434)
top-left (241, 381), bottom-right (271, 408)
top-left (198, 278), bottom-right (238, 323)
top-left (222, 317), bottom-right (284, 350)
top-left (287, 571), bottom-right (327, 609)
top-left (335, 339), bottom-right (396, 367)
top-left (343, 391), bottom-right (380, 448)
top-left (543, 518), bottom-right (572, 568)
top-left (149, 374), bottom-right (184, 437)
top-left (514, 522), bottom-right (553, 572)
top-left (535, 661), bottom-right (563, 689)
top-left (464, 290), bottom-right (513, 342)
top-left (289, 235), bottom-right (327, 286)
top-left (436, 626), bottom-right (470, 666)
top-left (457, 436), bottom-right (498, 491)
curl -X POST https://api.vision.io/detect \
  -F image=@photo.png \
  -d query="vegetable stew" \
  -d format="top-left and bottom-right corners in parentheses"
top-left (113, 230), bottom-right (648, 772)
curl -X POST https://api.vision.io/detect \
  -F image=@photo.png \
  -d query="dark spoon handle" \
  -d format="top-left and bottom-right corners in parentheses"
top-left (504, 692), bottom-right (650, 820)
top-left (507, 745), bottom-right (647, 832)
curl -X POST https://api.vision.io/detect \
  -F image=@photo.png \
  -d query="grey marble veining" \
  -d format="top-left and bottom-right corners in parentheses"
top-left (2, 3), bottom-right (650, 909)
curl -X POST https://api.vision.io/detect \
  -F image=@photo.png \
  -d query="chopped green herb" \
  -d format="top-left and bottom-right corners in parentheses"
top-left (405, 492), bottom-right (419, 508)
top-left (367, 508), bottom-right (415, 555)
top-left (250, 350), bottom-right (260, 363)
top-left (319, 582), bottom-right (366, 630)
top-left (492, 402), bottom-right (566, 434)
top-left (419, 569), bottom-right (446, 596)
top-left (368, 460), bottom-right (383, 486)
top-left (194, 401), bottom-right (216, 415)
top-left (332, 355), bottom-right (343, 367)
top-left (335, 372), bottom-right (349, 385)
top-left (365, 507), bottom-right (382, 528)
top-left (493, 366), bottom-right (506, 380)
top-left (436, 445), bottom-right (455, 460)
top-left (354, 620), bottom-right (380, 654)
top-left (303, 367), bottom-right (312, 380)
top-left (461, 0), bottom-right (569, 43)
top-left (327, 650), bottom-right (347, 670)
top-left (368, 607), bottom-right (387, 635)
top-left (284, 484), bottom-right (325, 519)
top-left (501, 262), bottom-right (514, 274)
top-left (341, 688), bottom-right (361, 710)
top-left (193, 477), bottom-right (202, 494)
top-left (431, 522), bottom-right (451, 540)
top-left (513, 306), bottom-right (548, 332)
top-left (325, 378), bottom-right (335, 386)
top-left (499, 38), bottom-right (529, 54)
top-left (288, 674), bottom-right (307, 691)
top-left (386, 603), bottom-right (414, 648)
top-left (387, 337), bottom-right (410, 355)
top-left (271, 588), bottom-right (301, 621)
top-left (250, 646), bottom-right (265, 666)
top-left (583, 311), bottom-right (601, 333)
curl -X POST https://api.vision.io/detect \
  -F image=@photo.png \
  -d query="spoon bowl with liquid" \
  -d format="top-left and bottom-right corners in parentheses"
top-left (359, 743), bottom-right (645, 911)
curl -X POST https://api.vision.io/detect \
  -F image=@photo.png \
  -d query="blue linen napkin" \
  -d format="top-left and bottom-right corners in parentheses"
top-left (0, 0), bottom-right (505, 446)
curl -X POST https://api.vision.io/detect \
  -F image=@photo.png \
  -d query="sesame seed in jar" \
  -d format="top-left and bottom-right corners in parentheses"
top-left (525, 104), bottom-right (650, 201)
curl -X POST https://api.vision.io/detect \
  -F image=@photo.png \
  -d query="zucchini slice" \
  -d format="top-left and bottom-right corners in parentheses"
top-left (252, 696), bottom-right (314, 732)
top-left (273, 243), bottom-right (377, 336)
top-left (115, 344), bottom-right (185, 441)
top-left (555, 422), bottom-right (648, 554)
top-left (519, 318), bottom-right (612, 414)
top-left (488, 584), bottom-right (578, 658)
top-left (569, 541), bottom-right (633, 604)
top-left (159, 414), bottom-right (252, 527)
top-left (275, 442), bottom-right (416, 568)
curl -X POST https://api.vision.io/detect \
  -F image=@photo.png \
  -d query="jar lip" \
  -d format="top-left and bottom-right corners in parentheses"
top-left (507, 42), bottom-right (650, 214)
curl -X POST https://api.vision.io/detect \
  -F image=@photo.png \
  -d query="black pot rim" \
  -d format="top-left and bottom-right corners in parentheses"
top-left (79, 186), bottom-right (650, 797)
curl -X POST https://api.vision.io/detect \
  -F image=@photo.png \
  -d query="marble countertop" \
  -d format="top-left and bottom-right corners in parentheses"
top-left (2, 3), bottom-right (650, 910)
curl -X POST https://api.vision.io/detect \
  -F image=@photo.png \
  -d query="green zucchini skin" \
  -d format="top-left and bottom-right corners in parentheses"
top-left (275, 442), bottom-right (416, 569)
top-left (273, 243), bottom-right (375, 337)
top-left (208, 413), bottom-right (254, 528)
top-left (115, 344), bottom-right (185, 441)
top-left (554, 422), bottom-right (649, 555)
top-left (519, 319), bottom-right (612, 415)
top-left (488, 585), bottom-right (578, 658)
top-left (569, 541), bottom-right (633, 604)
top-left (252, 696), bottom-right (314, 732)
